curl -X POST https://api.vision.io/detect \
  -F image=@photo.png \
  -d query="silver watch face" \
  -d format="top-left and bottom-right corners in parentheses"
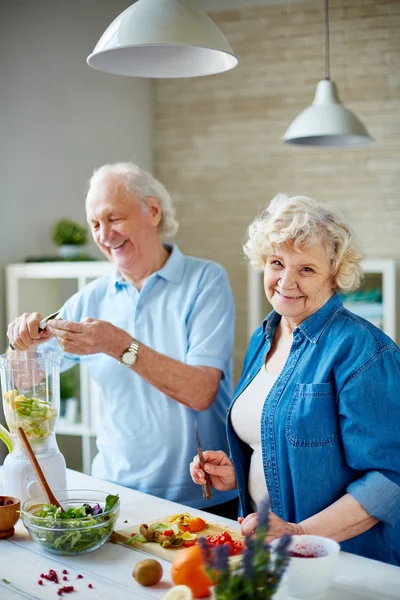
top-left (121, 350), bottom-right (137, 366)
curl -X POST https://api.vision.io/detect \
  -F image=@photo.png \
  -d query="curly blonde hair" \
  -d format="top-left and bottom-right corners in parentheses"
top-left (243, 194), bottom-right (363, 293)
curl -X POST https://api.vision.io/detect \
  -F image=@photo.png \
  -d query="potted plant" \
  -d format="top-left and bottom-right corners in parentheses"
top-left (52, 218), bottom-right (89, 258)
top-left (59, 366), bottom-right (80, 424)
top-left (199, 497), bottom-right (291, 600)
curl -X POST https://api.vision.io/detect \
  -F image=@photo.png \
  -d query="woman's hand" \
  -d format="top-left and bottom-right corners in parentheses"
top-left (46, 318), bottom-right (129, 357)
top-left (238, 511), bottom-right (303, 541)
top-left (190, 450), bottom-right (237, 492)
top-left (7, 313), bottom-right (52, 350)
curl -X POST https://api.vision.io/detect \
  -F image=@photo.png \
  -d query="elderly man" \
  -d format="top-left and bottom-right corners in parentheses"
top-left (8, 162), bottom-right (238, 516)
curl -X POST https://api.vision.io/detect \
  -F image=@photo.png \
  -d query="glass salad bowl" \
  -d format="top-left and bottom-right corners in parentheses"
top-left (21, 490), bottom-right (120, 555)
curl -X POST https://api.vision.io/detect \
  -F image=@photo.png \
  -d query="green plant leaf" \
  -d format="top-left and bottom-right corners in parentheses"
top-left (52, 218), bottom-right (88, 246)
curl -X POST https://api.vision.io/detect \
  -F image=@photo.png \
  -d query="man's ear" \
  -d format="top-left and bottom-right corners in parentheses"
top-left (146, 196), bottom-right (163, 226)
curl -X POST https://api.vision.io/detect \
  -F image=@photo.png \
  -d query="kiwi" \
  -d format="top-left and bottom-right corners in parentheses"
top-left (133, 558), bottom-right (163, 586)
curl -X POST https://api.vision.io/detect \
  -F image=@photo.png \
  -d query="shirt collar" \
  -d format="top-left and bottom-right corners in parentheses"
top-left (108, 243), bottom-right (184, 294)
top-left (262, 292), bottom-right (343, 344)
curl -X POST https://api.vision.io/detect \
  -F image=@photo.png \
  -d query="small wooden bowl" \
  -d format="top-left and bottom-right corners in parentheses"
top-left (0, 496), bottom-right (21, 539)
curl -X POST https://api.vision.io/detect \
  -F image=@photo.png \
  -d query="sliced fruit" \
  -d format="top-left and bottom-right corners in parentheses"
top-left (163, 585), bottom-right (194, 600)
top-left (181, 531), bottom-right (197, 541)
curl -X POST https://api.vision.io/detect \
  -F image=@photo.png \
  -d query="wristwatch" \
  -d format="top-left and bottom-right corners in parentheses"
top-left (120, 338), bottom-right (140, 367)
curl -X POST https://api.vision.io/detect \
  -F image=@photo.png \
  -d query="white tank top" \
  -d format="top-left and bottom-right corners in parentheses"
top-left (230, 365), bottom-right (277, 511)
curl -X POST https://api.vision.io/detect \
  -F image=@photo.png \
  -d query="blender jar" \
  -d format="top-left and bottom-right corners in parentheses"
top-left (0, 350), bottom-right (67, 502)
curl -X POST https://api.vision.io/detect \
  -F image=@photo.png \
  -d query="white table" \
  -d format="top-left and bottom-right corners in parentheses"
top-left (1, 469), bottom-right (399, 600)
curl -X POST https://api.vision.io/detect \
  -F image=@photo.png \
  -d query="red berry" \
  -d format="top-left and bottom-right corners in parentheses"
top-left (41, 569), bottom-right (59, 584)
top-left (38, 580), bottom-right (43, 585)
top-left (62, 570), bottom-right (68, 575)
top-left (88, 584), bottom-right (93, 589)
top-left (58, 586), bottom-right (74, 595)
top-left (77, 574), bottom-right (83, 579)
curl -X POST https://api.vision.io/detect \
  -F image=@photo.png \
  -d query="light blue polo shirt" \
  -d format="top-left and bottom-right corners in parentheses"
top-left (45, 245), bottom-right (237, 509)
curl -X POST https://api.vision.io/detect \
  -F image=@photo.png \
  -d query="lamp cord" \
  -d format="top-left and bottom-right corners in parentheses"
top-left (325, 0), bottom-right (330, 80)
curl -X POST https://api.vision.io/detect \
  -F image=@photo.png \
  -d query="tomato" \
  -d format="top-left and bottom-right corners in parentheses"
top-left (207, 534), bottom-right (220, 544)
top-left (163, 529), bottom-right (174, 536)
top-left (231, 541), bottom-right (244, 555)
top-left (207, 531), bottom-right (232, 546)
top-left (206, 532), bottom-right (243, 556)
top-left (183, 539), bottom-right (196, 548)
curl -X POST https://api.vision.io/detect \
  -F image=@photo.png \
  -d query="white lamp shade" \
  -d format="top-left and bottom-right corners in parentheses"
top-left (282, 80), bottom-right (373, 147)
top-left (87, 0), bottom-right (238, 78)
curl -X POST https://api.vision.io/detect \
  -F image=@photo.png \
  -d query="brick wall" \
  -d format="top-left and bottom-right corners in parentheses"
top-left (155, 0), bottom-right (400, 380)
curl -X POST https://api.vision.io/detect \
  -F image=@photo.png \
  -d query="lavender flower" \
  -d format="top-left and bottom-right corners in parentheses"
top-left (211, 494), bottom-right (292, 600)
top-left (274, 534), bottom-right (291, 557)
top-left (242, 535), bottom-right (254, 580)
top-left (257, 495), bottom-right (271, 530)
top-left (198, 536), bottom-right (213, 570)
top-left (214, 543), bottom-right (230, 575)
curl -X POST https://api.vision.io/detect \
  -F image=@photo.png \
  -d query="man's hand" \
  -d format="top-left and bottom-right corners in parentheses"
top-left (7, 312), bottom-right (52, 350)
top-left (190, 450), bottom-right (237, 492)
top-left (46, 318), bottom-right (130, 358)
top-left (238, 511), bottom-right (303, 540)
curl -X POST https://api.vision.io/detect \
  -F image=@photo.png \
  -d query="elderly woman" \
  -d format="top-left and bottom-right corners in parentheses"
top-left (191, 194), bottom-right (400, 565)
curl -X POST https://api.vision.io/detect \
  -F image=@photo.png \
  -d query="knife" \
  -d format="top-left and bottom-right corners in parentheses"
top-left (9, 310), bottom-right (61, 350)
top-left (194, 419), bottom-right (212, 500)
top-left (39, 310), bottom-right (61, 332)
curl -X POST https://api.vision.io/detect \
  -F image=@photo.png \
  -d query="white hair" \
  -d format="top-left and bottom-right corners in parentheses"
top-left (87, 162), bottom-right (179, 238)
top-left (244, 194), bottom-right (363, 293)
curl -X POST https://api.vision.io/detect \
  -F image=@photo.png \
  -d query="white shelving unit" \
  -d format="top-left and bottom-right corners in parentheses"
top-left (5, 261), bottom-right (113, 474)
top-left (247, 259), bottom-right (397, 343)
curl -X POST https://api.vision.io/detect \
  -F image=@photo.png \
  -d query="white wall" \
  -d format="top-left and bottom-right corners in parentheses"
top-left (0, 0), bottom-right (155, 461)
top-left (0, 0), bottom-right (154, 343)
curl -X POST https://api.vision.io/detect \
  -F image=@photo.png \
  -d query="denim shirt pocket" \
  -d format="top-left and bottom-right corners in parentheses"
top-left (286, 382), bottom-right (339, 447)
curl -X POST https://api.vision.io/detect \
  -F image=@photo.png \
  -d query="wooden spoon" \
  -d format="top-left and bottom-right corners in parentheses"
top-left (17, 427), bottom-right (64, 512)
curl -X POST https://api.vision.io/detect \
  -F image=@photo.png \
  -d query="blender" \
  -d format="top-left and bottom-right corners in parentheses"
top-left (0, 350), bottom-right (67, 503)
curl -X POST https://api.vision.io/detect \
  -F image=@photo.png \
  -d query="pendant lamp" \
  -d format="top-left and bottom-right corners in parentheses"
top-left (87, 0), bottom-right (238, 78)
top-left (282, 0), bottom-right (372, 147)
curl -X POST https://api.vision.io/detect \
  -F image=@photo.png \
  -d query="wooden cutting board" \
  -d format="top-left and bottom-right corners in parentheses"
top-left (113, 516), bottom-right (244, 568)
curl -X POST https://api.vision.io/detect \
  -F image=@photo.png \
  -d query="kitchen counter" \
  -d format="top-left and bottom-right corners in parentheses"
top-left (1, 468), bottom-right (399, 599)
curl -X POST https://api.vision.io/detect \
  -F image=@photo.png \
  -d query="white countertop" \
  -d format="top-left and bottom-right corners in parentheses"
top-left (1, 468), bottom-right (399, 600)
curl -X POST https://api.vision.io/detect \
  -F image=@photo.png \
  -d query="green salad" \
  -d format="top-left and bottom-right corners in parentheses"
top-left (26, 494), bottom-right (119, 554)
top-left (4, 390), bottom-right (56, 439)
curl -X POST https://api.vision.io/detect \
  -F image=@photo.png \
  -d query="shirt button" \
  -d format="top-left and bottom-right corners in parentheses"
top-left (267, 460), bottom-right (271, 468)
top-left (265, 417), bottom-right (269, 425)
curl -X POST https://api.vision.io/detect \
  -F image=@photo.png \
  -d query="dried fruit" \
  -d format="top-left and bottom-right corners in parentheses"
top-left (133, 559), bottom-right (163, 586)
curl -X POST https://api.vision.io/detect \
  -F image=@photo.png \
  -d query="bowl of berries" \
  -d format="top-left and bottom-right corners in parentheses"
top-left (0, 495), bottom-right (20, 539)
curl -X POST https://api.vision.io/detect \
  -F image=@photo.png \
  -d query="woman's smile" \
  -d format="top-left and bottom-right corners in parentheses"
top-left (274, 290), bottom-right (305, 301)
top-left (264, 241), bottom-right (336, 328)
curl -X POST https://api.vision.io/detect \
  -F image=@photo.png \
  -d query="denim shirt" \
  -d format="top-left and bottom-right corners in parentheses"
top-left (227, 293), bottom-right (400, 565)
